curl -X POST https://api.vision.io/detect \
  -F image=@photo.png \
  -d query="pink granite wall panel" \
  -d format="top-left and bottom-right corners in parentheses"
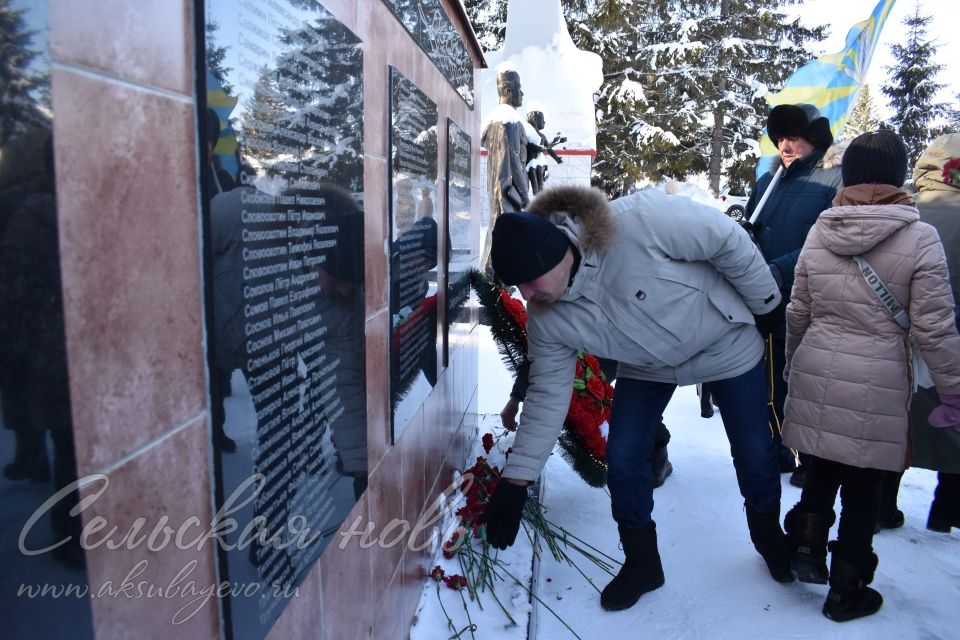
top-left (51, 0), bottom-right (192, 95)
top-left (79, 416), bottom-right (218, 639)
top-left (52, 67), bottom-right (206, 476)
top-left (364, 158), bottom-right (389, 318)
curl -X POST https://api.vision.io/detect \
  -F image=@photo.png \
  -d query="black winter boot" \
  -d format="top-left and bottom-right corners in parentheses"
top-left (784, 508), bottom-right (835, 584)
top-left (651, 444), bottom-right (673, 488)
top-left (822, 544), bottom-right (883, 622)
top-left (600, 523), bottom-right (665, 611)
top-left (745, 506), bottom-right (794, 583)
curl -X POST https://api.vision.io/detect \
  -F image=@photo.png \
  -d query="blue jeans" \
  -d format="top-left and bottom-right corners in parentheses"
top-left (606, 359), bottom-right (782, 528)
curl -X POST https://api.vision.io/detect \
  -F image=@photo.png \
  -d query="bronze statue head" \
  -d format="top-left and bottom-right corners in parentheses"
top-left (527, 110), bottom-right (545, 131)
top-left (496, 70), bottom-right (523, 108)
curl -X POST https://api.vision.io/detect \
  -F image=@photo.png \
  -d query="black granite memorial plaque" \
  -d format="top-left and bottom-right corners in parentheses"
top-left (202, 2), bottom-right (365, 638)
top-left (444, 119), bottom-right (473, 365)
top-left (381, 0), bottom-right (475, 107)
top-left (388, 67), bottom-right (439, 442)
top-left (0, 2), bottom-right (95, 638)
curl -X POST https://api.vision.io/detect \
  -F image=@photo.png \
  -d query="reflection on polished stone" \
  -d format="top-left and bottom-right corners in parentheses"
top-left (445, 119), bottom-right (473, 365)
top-left (204, 1), bottom-right (366, 638)
top-left (389, 67), bottom-right (439, 443)
top-left (381, 0), bottom-right (475, 107)
top-left (0, 1), bottom-right (95, 638)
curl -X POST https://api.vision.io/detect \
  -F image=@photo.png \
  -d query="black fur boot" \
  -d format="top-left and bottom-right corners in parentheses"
top-left (784, 507), bottom-right (835, 584)
top-left (600, 523), bottom-right (665, 611)
top-left (745, 506), bottom-right (794, 583)
top-left (822, 544), bottom-right (883, 622)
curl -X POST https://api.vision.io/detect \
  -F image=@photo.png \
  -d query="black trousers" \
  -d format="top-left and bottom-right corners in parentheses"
top-left (932, 472), bottom-right (960, 515)
top-left (797, 455), bottom-right (885, 555)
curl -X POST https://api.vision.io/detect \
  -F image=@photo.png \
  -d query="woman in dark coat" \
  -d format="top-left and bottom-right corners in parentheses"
top-left (907, 133), bottom-right (960, 533)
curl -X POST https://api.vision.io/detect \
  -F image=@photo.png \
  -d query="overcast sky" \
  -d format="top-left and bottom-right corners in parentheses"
top-left (790, 0), bottom-right (958, 119)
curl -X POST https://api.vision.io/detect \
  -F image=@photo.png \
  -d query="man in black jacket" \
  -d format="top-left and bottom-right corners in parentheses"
top-left (745, 103), bottom-right (844, 486)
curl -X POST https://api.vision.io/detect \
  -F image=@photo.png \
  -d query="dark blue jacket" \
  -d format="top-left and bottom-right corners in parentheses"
top-left (745, 144), bottom-right (844, 298)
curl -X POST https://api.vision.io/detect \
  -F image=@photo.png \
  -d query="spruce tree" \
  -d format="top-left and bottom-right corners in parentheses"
top-left (464, 0), bottom-right (825, 196)
top-left (0, 0), bottom-right (49, 146)
top-left (240, 11), bottom-right (364, 187)
top-left (241, 68), bottom-right (287, 173)
top-left (567, 0), bottom-right (671, 196)
top-left (843, 84), bottom-right (881, 140)
top-left (628, 1), bottom-right (825, 194)
top-left (938, 94), bottom-right (960, 135)
top-left (882, 4), bottom-right (947, 167)
top-left (463, 0), bottom-right (507, 52)
top-left (206, 20), bottom-right (232, 95)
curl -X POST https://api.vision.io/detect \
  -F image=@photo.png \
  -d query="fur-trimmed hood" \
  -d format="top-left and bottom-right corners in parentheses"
top-left (525, 185), bottom-right (615, 253)
top-left (768, 139), bottom-right (848, 173)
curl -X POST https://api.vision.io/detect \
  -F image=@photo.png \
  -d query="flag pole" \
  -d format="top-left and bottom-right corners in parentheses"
top-left (748, 166), bottom-right (783, 224)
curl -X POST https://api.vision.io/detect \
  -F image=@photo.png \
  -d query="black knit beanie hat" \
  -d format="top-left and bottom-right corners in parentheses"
top-left (491, 212), bottom-right (570, 286)
top-left (842, 130), bottom-right (908, 187)
top-left (767, 103), bottom-right (833, 150)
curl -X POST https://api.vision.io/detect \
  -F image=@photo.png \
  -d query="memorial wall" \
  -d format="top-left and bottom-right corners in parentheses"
top-left (0, 0), bottom-right (481, 637)
top-left (202, 1), bottom-right (366, 638)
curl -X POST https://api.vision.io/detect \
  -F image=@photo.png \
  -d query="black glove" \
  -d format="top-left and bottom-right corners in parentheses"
top-left (479, 479), bottom-right (528, 549)
top-left (753, 301), bottom-right (786, 337)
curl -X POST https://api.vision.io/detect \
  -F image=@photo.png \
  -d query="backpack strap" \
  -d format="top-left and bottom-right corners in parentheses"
top-left (852, 255), bottom-right (910, 330)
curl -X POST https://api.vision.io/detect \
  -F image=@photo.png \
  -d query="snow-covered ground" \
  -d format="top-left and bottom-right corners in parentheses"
top-left (410, 326), bottom-right (959, 640)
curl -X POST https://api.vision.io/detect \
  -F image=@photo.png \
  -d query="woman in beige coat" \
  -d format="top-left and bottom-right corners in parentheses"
top-left (780, 131), bottom-right (960, 622)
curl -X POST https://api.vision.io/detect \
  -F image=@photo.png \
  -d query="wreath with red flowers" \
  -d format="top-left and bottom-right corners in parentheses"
top-left (470, 271), bottom-right (610, 486)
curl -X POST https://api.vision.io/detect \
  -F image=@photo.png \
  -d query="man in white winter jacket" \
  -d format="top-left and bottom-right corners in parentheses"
top-left (480, 185), bottom-right (790, 611)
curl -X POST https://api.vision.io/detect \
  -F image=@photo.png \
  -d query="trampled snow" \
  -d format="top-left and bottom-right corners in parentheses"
top-left (409, 326), bottom-right (960, 639)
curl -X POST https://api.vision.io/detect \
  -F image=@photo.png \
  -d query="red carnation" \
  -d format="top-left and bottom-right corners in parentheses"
top-left (482, 432), bottom-right (494, 454)
top-left (430, 565), bottom-right (445, 581)
top-left (443, 574), bottom-right (468, 590)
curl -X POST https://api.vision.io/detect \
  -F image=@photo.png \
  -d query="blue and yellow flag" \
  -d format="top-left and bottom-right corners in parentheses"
top-left (756, 0), bottom-right (896, 178)
top-left (207, 69), bottom-right (239, 177)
